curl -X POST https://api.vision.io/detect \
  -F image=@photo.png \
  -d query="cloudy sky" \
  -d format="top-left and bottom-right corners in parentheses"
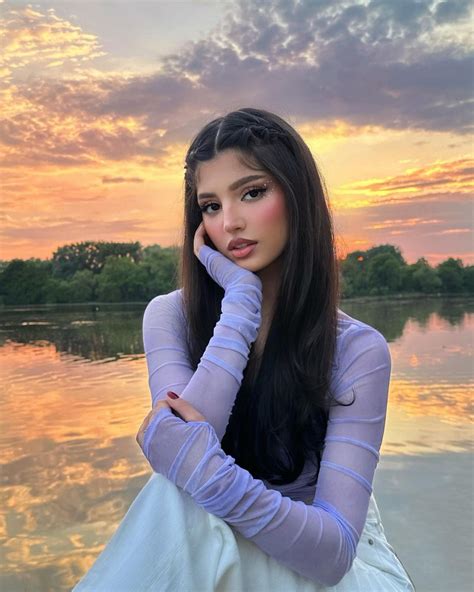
top-left (1, 0), bottom-right (472, 263)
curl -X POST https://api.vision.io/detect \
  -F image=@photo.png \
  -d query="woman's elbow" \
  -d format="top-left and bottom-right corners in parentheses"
top-left (314, 541), bottom-right (356, 587)
top-left (318, 555), bottom-right (355, 587)
top-left (327, 562), bottom-right (354, 587)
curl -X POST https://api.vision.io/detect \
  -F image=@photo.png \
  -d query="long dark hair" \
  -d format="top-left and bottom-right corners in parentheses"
top-left (179, 107), bottom-right (340, 485)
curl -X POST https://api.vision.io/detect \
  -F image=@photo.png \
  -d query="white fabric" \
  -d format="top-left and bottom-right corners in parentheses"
top-left (72, 472), bottom-right (415, 591)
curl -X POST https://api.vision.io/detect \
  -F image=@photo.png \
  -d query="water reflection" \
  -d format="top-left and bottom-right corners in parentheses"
top-left (0, 303), bottom-right (145, 361)
top-left (0, 297), bottom-right (472, 591)
top-left (1, 297), bottom-right (472, 362)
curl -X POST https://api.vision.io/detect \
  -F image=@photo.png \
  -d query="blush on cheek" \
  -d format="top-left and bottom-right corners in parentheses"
top-left (259, 196), bottom-right (287, 224)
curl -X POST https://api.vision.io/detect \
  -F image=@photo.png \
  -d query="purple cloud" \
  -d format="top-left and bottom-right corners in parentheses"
top-left (2, 0), bottom-right (472, 168)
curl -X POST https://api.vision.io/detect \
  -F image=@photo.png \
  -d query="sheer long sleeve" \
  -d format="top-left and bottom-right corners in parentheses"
top-left (143, 245), bottom-right (262, 441)
top-left (142, 321), bottom-right (391, 587)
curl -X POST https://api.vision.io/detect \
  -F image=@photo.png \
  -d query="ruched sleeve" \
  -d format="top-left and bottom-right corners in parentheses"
top-left (142, 320), bottom-right (391, 587)
top-left (143, 286), bottom-right (261, 442)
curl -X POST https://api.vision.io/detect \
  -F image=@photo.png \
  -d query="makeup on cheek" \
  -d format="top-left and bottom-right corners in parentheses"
top-left (259, 197), bottom-right (286, 221)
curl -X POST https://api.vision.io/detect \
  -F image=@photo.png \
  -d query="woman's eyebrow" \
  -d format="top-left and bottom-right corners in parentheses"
top-left (197, 174), bottom-right (266, 202)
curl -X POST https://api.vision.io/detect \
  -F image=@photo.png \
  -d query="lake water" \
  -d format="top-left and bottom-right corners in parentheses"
top-left (1, 297), bottom-right (472, 592)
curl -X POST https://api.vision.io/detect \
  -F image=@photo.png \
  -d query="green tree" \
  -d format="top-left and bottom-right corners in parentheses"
top-left (40, 269), bottom-right (97, 303)
top-left (437, 258), bottom-right (464, 293)
top-left (367, 253), bottom-right (403, 295)
top-left (96, 256), bottom-right (148, 302)
top-left (69, 269), bottom-right (98, 302)
top-left (402, 258), bottom-right (441, 293)
top-left (365, 244), bottom-right (406, 266)
top-left (340, 244), bottom-right (407, 297)
top-left (340, 251), bottom-right (369, 297)
top-left (0, 259), bottom-right (52, 304)
top-left (44, 277), bottom-right (72, 303)
top-left (462, 265), bottom-right (474, 293)
top-left (140, 245), bottom-right (180, 298)
top-left (52, 241), bottom-right (143, 278)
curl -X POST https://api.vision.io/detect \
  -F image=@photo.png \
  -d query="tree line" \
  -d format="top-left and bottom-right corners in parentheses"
top-left (0, 241), bottom-right (472, 305)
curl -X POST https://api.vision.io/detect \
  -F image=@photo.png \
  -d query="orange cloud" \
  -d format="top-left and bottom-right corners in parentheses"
top-left (337, 157), bottom-right (473, 207)
top-left (298, 120), bottom-right (386, 152)
top-left (0, 6), bottom-right (169, 172)
top-left (101, 176), bottom-right (145, 184)
top-left (437, 228), bottom-right (471, 235)
top-left (0, 6), bottom-right (106, 81)
top-left (0, 71), bottom-right (179, 170)
top-left (0, 5), bottom-right (471, 264)
top-left (366, 218), bottom-right (443, 230)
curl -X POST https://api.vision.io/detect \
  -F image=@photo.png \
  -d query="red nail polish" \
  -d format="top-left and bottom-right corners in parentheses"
top-left (167, 391), bottom-right (179, 399)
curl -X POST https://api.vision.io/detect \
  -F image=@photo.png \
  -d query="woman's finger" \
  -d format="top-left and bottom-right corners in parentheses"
top-left (166, 392), bottom-right (207, 423)
top-left (136, 395), bottom-right (207, 452)
top-left (193, 221), bottom-right (207, 258)
top-left (136, 400), bottom-right (170, 448)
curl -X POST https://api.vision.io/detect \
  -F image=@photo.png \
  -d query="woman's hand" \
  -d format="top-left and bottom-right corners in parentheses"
top-left (136, 393), bottom-right (207, 451)
top-left (193, 222), bottom-right (263, 293)
top-left (193, 221), bottom-right (208, 258)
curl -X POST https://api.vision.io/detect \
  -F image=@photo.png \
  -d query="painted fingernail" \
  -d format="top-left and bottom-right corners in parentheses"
top-left (167, 391), bottom-right (179, 399)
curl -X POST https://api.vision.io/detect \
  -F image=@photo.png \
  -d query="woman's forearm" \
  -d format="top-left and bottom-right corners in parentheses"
top-left (143, 246), bottom-right (262, 441)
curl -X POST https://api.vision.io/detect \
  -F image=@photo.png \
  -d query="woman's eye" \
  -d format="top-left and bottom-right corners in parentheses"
top-left (243, 186), bottom-right (267, 200)
top-left (199, 203), bottom-right (220, 215)
top-left (199, 185), bottom-right (267, 215)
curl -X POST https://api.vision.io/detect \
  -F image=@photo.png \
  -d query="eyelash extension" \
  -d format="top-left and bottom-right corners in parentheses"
top-left (199, 184), bottom-right (269, 215)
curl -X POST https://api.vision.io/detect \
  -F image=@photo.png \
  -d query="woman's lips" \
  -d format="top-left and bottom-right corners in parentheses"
top-left (231, 242), bottom-right (257, 258)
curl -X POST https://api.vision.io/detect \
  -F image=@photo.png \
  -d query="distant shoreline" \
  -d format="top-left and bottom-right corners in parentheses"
top-left (341, 292), bottom-right (474, 303)
top-left (1, 292), bottom-right (472, 311)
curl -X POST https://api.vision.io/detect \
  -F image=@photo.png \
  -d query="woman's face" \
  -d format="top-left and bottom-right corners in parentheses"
top-left (195, 149), bottom-right (289, 276)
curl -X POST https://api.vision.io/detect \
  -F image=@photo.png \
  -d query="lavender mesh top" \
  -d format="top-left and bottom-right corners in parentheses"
top-left (141, 245), bottom-right (391, 587)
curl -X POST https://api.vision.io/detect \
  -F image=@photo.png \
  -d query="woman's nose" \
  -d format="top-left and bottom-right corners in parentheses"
top-left (223, 206), bottom-right (245, 233)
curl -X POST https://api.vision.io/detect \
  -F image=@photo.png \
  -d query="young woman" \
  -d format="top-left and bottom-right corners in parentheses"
top-left (73, 108), bottom-right (415, 591)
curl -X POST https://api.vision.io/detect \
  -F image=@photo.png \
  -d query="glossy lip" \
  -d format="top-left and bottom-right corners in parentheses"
top-left (231, 242), bottom-right (257, 258)
top-left (227, 238), bottom-right (258, 251)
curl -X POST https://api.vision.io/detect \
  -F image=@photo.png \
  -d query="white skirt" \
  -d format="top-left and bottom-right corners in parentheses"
top-left (72, 472), bottom-right (415, 591)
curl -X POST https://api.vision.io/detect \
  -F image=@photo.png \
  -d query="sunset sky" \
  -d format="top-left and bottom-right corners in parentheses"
top-left (1, 0), bottom-right (472, 264)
